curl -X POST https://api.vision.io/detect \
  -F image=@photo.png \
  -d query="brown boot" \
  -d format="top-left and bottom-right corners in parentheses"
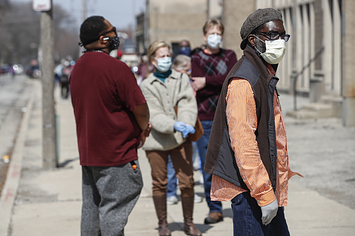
top-left (152, 195), bottom-right (171, 236)
top-left (181, 196), bottom-right (202, 236)
top-left (205, 212), bottom-right (223, 224)
top-left (204, 212), bottom-right (223, 224)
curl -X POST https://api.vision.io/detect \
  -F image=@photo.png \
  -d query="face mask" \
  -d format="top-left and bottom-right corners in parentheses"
top-left (254, 36), bottom-right (286, 64)
top-left (178, 46), bottom-right (191, 56)
top-left (107, 34), bottom-right (120, 51)
top-left (207, 34), bottom-right (222, 49)
top-left (155, 57), bottom-right (172, 72)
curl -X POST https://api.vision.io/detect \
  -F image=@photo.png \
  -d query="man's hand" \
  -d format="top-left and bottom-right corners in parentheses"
top-left (191, 77), bottom-right (206, 91)
top-left (260, 199), bottom-right (278, 225)
top-left (142, 122), bottom-right (152, 137)
top-left (138, 122), bottom-right (152, 149)
top-left (138, 132), bottom-right (146, 149)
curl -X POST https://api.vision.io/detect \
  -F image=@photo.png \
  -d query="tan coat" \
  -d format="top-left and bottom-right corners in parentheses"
top-left (140, 69), bottom-right (197, 151)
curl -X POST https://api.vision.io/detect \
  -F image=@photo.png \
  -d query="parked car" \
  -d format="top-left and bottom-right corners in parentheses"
top-left (12, 64), bottom-right (24, 75)
top-left (25, 64), bottom-right (41, 78)
top-left (0, 64), bottom-right (10, 75)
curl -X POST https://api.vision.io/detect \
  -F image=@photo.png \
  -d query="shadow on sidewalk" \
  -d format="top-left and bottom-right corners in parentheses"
top-left (168, 222), bottom-right (213, 234)
top-left (58, 157), bottom-right (79, 168)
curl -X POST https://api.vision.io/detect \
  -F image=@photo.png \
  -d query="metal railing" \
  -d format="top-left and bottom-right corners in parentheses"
top-left (290, 46), bottom-right (325, 111)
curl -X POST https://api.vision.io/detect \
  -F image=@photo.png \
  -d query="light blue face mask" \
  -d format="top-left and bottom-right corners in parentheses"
top-left (207, 34), bottom-right (222, 49)
top-left (155, 57), bottom-right (172, 72)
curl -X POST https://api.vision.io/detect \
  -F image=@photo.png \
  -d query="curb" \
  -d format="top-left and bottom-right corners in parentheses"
top-left (0, 81), bottom-right (38, 235)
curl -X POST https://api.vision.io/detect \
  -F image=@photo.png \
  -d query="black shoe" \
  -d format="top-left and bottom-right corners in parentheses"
top-left (204, 212), bottom-right (223, 224)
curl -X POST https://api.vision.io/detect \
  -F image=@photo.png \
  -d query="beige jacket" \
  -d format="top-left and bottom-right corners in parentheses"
top-left (140, 69), bottom-right (197, 151)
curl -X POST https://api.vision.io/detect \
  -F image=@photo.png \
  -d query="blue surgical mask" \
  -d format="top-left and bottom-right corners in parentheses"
top-left (155, 57), bottom-right (172, 72)
top-left (178, 46), bottom-right (191, 56)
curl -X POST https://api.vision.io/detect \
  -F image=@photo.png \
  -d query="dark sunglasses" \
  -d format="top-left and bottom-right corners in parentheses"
top-left (78, 27), bottom-right (117, 47)
top-left (258, 31), bottom-right (290, 42)
top-left (101, 27), bottom-right (117, 36)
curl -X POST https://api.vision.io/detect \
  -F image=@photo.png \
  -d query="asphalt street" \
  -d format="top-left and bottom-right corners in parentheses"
top-left (0, 74), bottom-right (34, 194)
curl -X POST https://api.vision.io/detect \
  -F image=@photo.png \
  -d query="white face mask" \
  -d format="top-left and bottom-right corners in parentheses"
top-left (207, 34), bottom-right (222, 49)
top-left (255, 36), bottom-right (286, 64)
top-left (154, 57), bottom-right (172, 72)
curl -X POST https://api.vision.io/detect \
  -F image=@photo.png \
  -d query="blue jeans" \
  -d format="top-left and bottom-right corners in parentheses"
top-left (196, 120), bottom-right (222, 213)
top-left (231, 192), bottom-right (290, 236)
top-left (166, 156), bottom-right (177, 198)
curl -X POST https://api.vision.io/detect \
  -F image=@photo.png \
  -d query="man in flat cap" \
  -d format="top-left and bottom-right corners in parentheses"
top-left (204, 8), bottom-right (301, 235)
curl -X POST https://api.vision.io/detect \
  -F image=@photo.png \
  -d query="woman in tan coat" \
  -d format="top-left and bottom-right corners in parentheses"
top-left (140, 41), bottom-right (202, 236)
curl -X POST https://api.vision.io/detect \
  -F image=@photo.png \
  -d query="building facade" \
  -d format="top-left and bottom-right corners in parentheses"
top-left (342, 0), bottom-right (355, 126)
top-left (136, 0), bottom-right (223, 56)
top-left (223, 0), bottom-right (354, 126)
top-left (136, 0), bottom-right (355, 126)
top-left (136, 0), bottom-right (207, 55)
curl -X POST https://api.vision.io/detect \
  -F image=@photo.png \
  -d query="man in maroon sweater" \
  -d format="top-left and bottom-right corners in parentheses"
top-left (191, 18), bottom-right (237, 224)
top-left (71, 16), bottom-right (150, 236)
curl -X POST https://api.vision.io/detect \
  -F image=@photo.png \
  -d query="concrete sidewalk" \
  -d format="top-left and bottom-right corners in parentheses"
top-left (1, 78), bottom-right (355, 236)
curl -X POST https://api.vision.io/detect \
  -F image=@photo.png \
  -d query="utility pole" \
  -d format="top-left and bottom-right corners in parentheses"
top-left (40, 0), bottom-right (56, 169)
top-left (132, 0), bottom-right (136, 50)
top-left (78, 0), bottom-right (87, 58)
top-left (82, 0), bottom-right (87, 21)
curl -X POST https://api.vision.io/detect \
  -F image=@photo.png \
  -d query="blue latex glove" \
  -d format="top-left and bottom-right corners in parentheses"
top-left (174, 122), bottom-right (186, 133)
top-left (182, 125), bottom-right (195, 138)
top-left (260, 199), bottom-right (278, 225)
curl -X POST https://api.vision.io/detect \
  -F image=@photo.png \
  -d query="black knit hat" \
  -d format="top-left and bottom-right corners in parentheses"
top-left (240, 8), bottom-right (283, 50)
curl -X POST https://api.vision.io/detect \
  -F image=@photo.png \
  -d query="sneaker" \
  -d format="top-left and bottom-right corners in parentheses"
top-left (193, 156), bottom-right (200, 171)
top-left (199, 175), bottom-right (204, 185)
top-left (166, 195), bottom-right (178, 205)
top-left (194, 194), bottom-right (203, 203)
top-left (204, 212), bottom-right (223, 224)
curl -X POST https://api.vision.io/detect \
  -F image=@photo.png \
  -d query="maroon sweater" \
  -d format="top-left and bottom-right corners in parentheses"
top-left (191, 48), bottom-right (237, 120)
top-left (70, 52), bottom-right (146, 166)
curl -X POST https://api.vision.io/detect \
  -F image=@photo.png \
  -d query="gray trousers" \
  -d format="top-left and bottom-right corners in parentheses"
top-left (81, 159), bottom-right (143, 236)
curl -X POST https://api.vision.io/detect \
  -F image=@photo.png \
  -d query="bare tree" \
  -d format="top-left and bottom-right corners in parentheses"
top-left (0, 2), bottom-right (79, 67)
top-left (52, 4), bottom-right (79, 61)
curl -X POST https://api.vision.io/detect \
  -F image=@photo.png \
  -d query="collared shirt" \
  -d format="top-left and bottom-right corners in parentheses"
top-left (210, 65), bottom-right (301, 207)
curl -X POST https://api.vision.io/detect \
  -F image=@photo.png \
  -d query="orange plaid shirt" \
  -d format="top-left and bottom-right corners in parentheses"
top-left (210, 66), bottom-right (301, 207)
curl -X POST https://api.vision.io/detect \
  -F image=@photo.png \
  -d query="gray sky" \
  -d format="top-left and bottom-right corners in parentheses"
top-left (11, 0), bottom-right (146, 29)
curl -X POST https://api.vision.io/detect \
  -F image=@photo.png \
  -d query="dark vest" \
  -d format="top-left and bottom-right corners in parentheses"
top-left (204, 46), bottom-right (278, 190)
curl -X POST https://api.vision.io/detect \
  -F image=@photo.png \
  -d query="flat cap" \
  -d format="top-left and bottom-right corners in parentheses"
top-left (240, 8), bottom-right (283, 50)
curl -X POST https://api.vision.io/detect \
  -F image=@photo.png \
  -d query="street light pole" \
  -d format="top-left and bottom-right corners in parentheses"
top-left (78, 0), bottom-right (87, 58)
top-left (40, 1), bottom-right (56, 169)
top-left (82, 0), bottom-right (87, 21)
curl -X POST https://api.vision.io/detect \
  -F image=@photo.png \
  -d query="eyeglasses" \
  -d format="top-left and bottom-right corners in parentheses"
top-left (258, 31), bottom-right (290, 42)
top-left (101, 27), bottom-right (116, 36)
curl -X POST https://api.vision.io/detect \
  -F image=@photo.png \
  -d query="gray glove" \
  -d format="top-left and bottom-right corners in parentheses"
top-left (260, 199), bottom-right (278, 225)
